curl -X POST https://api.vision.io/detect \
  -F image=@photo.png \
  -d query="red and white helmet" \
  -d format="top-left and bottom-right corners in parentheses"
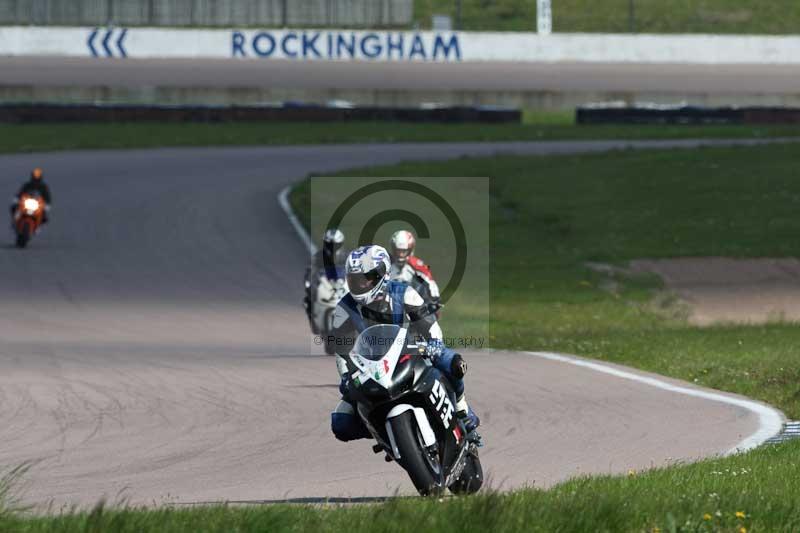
top-left (345, 245), bottom-right (391, 305)
top-left (390, 230), bottom-right (416, 267)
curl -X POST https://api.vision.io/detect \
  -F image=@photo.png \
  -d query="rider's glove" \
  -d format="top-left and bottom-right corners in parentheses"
top-left (427, 338), bottom-right (445, 360)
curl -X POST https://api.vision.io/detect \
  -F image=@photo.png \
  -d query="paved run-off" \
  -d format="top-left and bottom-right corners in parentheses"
top-left (632, 257), bottom-right (800, 326)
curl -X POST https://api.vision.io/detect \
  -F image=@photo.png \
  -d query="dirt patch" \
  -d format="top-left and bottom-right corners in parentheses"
top-left (630, 257), bottom-right (800, 326)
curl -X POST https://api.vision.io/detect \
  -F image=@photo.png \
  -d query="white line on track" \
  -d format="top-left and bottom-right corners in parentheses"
top-left (278, 173), bottom-right (785, 456)
top-left (279, 186), bottom-right (317, 254)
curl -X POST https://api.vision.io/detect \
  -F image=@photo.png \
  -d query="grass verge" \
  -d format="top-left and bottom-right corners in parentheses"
top-left (1, 121), bottom-right (799, 154)
top-left (3, 440), bottom-right (799, 532)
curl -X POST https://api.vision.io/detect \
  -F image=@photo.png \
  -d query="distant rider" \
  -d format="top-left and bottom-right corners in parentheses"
top-left (10, 167), bottom-right (51, 224)
top-left (304, 229), bottom-right (348, 334)
top-left (389, 230), bottom-right (441, 316)
top-left (328, 244), bottom-right (480, 442)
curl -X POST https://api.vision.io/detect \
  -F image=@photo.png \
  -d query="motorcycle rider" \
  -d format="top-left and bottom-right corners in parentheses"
top-left (389, 230), bottom-right (442, 316)
top-left (10, 168), bottom-right (51, 224)
top-left (304, 229), bottom-right (347, 334)
top-left (328, 244), bottom-right (480, 443)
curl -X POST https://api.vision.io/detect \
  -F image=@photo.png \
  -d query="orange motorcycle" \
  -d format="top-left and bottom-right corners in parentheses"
top-left (13, 193), bottom-right (45, 248)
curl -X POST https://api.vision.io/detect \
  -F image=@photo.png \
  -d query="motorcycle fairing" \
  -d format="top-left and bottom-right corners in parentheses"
top-left (347, 326), bottom-right (407, 390)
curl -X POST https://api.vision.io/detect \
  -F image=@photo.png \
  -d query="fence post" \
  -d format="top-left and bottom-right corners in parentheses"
top-left (537, 0), bottom-right (552, 34)
top-left (628, 0), bottom-right (635, 32)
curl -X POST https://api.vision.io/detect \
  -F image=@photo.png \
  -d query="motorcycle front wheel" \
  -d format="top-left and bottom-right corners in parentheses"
top-left (389, 411), bottom-right (444, 496)
top-left (15, 219), bottom-right (33, 249)
top-left (322, 310), bottom-right (336, 355)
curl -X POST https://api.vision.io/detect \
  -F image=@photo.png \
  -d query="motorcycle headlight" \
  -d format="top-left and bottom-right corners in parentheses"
top-left (23, 198), bottom-right (39, 212)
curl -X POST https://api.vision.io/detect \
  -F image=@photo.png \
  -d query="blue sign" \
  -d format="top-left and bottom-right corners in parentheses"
top-left (88, 27), bottom-right (128, 58)
top-left (231, 31), bottom-right (461, 62)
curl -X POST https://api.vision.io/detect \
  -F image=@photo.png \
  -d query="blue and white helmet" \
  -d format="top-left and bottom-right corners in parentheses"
top-left (345, 245), bottom-right (391, 305)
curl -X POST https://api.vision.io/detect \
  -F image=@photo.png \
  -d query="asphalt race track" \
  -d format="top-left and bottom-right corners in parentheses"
top-left (2, 57), bottom-right (800, 95)
top-left (0, 140), bottom-right (782, 508)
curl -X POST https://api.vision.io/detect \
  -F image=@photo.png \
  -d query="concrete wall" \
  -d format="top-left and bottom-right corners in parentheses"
top-left (0, 0), bottom-right (413, 27)
top-left (3, 26), bottom-right (800, 64)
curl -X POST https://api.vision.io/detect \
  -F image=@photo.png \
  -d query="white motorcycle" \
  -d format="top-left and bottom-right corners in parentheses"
top-left (343, 324), bottom-right (483, 496)
top-left (307, 271), bottom-right (347, 355)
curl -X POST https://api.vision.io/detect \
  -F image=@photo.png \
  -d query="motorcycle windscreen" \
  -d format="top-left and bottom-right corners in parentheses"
top-left (352, 324), bottom-right (405, 361)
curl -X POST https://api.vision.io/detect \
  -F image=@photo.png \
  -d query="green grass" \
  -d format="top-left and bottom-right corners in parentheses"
top-left (3, 440), bottom-right (800, 532)
top-left (1, 121), bottom-right (799, 153)
top-left (414, 0), bottom-right (800, 34)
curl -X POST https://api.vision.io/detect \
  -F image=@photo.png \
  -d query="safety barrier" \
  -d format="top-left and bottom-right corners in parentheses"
top-left (577, 105), bottom-right (800, 125)
top-left (4, 26), bottom-right (800, 64)
top-left (0, 102), bottom-right (521, 123)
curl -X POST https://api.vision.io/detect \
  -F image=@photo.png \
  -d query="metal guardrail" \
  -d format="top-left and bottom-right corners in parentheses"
top-left (0, 0), bottom-right (413, 27)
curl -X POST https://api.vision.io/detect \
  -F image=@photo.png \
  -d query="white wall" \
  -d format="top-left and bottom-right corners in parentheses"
top-left (3, 26), bottom-right (800, 64)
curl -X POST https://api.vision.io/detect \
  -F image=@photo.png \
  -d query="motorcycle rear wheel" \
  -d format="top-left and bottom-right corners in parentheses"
top-left (390, 411), bottom-right (444, 496)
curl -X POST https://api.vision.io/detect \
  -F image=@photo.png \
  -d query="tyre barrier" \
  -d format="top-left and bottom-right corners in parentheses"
top-left (576, 105), bottom-right (800, 125)
top-left (0, 102), bottom-right (520, 124)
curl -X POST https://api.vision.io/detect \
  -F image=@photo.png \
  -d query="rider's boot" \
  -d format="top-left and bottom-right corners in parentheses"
top-left (456, 394), bottom-right (483, 446)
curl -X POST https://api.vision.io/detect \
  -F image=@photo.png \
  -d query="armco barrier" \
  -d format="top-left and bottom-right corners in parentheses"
top-left (576, 105), bottom-right (800, 125)
top-left (0, 102), bottom-right (521, 124)
top-left (5, 26), bottom-right (800, 64)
